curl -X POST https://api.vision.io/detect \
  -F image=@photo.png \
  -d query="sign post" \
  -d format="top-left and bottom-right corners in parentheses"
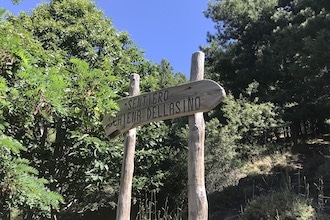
top-left (116, 74), bottom-right (140, 220)
top-left (103, 52), bottom-right (226, 219)
top-left (188, 51), bottom-right (208, 219)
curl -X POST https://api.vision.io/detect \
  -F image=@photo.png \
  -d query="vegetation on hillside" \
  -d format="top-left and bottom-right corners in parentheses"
top-left (0, 0), bottom-right (329, 219)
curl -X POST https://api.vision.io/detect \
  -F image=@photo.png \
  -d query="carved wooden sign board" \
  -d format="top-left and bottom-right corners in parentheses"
top-left (103, 79), bottom-right (226, 138)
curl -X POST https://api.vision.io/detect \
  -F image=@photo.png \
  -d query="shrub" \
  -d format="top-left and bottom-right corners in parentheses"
top-left (241, 191), bottom-right (328, 220)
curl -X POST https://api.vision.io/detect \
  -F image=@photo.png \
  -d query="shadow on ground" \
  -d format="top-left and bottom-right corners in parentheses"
top-left (208, 134), bottom-right (330, 220)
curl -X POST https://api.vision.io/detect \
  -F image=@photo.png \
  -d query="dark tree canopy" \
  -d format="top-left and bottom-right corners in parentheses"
top-left (203, 0), bottom-right (330, 127)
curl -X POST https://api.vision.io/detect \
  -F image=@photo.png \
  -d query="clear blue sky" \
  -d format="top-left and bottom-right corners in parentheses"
top-left (1, 0), bottom-right (214, 77)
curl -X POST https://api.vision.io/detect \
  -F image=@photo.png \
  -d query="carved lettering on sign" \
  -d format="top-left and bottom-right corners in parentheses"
top-left (103, 80), bottom-right (225, 138)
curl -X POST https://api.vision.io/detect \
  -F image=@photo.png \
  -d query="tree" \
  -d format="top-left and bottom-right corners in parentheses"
top-left (1, 0), bottom-right (148, 218)
top-left (11, 0), bottom-right (23, 4)
top-left (8, 0), bottom-right (144, 72)
top-left (0, 135), bottom-right (63, 219)
top-left (130, 61), bottom-right (188, 213)
top-left (1, 0), bottom-right (189, 218)
top-left (205, 90), bottom-right (280, 192)
top-left (0, 15), bottom-right (66, 219)
top-left (203, 0), bottom-right (330, 135)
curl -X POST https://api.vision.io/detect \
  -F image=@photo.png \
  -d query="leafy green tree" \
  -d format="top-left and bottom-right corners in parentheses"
top-left (0, 14), bottom-right (65, 219)
top-left (157, 59), bottom-right (186, 88)
top-left (11, 0), bottom-right (23, 4)
top-left (205, 89), bottom-right (280, 192)
top-left (1, 0), bottom-right (150, 218)
top-left (203, 0), bottom-right (330, 134)
top-left (1, 0), bottom-right (190, 218)
top-left (133, 119), bottom-right (188, 211)
top-left (0, 135), bottom-right (63, 219)
top-left (131, 61), bottom-right (188, 211)
top-left (8, 0), bottom-right (144, 73)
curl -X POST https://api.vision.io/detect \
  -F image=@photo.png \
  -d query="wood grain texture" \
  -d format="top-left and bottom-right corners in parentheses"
top-left (188, 51), bottom-right (208, 220)
top-left (103, 79), bottom-right (225, 139)
top-left (116, 73), bottom-right (140, 220)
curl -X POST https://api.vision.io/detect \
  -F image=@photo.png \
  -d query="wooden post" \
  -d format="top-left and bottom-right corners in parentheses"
top-left (116, 73), bottom-right (140, 220)
top-left (188, 51), bottom-right (208, 220)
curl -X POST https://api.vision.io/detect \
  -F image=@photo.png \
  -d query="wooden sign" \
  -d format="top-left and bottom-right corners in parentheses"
top-left (103, 79), bottom-right (225, 138)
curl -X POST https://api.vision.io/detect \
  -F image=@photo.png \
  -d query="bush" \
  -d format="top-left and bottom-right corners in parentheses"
top-left (241, 191), bottom-right (328, 220)
top-left (205, 92), bottom-right (281, 192)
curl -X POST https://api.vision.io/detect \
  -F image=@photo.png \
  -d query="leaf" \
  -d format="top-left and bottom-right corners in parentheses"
top-left (0, 135), bottom-right (26, 154)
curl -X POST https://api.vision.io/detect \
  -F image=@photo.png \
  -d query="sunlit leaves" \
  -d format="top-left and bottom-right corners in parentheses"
top-left (0, 134), bottom-right (64, 217)
top-left (1, 0), bottom-right (190, 217)
top-left (205, 91), bottom-right (281, 192)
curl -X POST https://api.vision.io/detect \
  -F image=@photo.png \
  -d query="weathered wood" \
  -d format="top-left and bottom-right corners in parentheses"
top-left (188, 51), bottom-right (208, 220)
top-left (103, 80), bottom-right (225, 138)
top-left (116, 74), bottom-right (140, 220)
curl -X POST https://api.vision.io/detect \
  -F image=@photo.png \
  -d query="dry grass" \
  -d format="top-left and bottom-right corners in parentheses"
top-left (240, 151), bottom-right (301, 177)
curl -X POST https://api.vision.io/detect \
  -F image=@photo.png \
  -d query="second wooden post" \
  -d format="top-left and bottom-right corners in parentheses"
top-left (188, 51), bottom-right (208, 220)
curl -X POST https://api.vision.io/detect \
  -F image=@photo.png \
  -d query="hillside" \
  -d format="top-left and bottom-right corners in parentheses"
top-left (209, 134), bottom-right (330, 219)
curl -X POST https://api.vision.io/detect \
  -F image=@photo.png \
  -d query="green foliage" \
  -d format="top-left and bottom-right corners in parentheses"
top-left (0, 0), bottom-right (147, 217)
top-left (134, 120), bottom-right (188, 209)
top-left (0, 0), bottom-right (189, 217)
top-left (0, 135), bottom-right (64, 218)
top-left (11, 0), bottom-right (23, 4)
top-left (203, 0), bottom-right (330, 126)
top-left (241, 191), bottom-right (328, 220)
top-left (131, 61), bottom-right (188, 207)
top-left (0, 8), bottom-right (6, 21)
top-left (7, 0), bottom-right (144, 73)
top-left (139, 59), bottom-right (187, 93)
top-left (205, 89), bottom-right (281, 192)
top-left (222, 94), bottom-right (279, 148)
top-left (0, 17), bottom-right (64, 218)
top-left (205, 117), bottom-right (239, 192)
